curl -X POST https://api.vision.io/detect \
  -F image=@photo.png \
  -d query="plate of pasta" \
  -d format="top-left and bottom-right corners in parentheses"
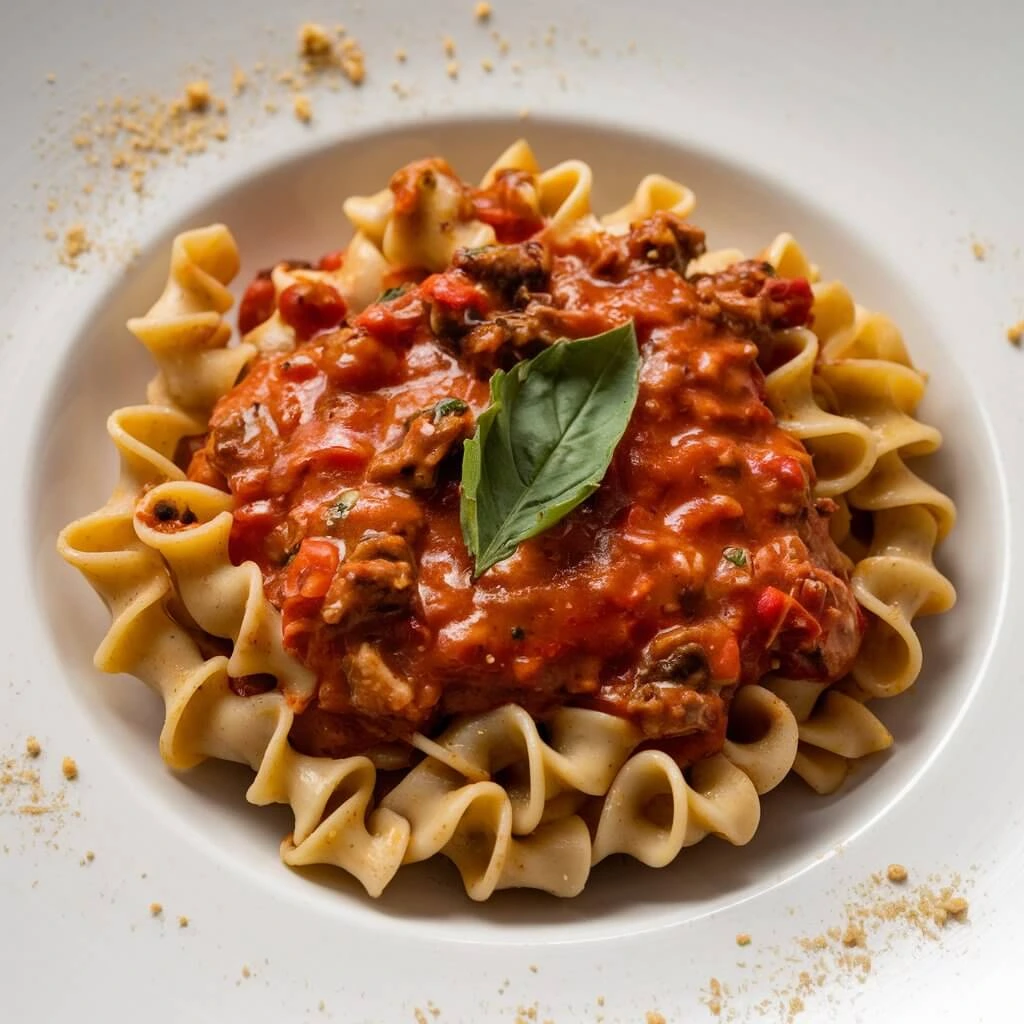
top-left (4, 1), bottom-right (1021, 1022)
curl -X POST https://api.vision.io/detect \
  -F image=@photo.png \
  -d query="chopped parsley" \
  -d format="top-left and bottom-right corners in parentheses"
top-left (432, 397), bottom-right (469, 422)
top-left (376, 285), bottom-right (407, 303)
top-left (722, 546), bottom-right (748, 568)
top-left (325, 489), bottom-right (360, 529)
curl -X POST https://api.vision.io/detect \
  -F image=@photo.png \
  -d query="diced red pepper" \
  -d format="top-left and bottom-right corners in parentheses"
top-left (318, 249), bottom-right (346, 272)
top-left (238, 274), bottom-right (277, 336)
top-left (283, 539), bottom-right (340, 605)
top-left (765, 277), bottom-right (814, 329)
top-left (278, 280), bottom-right (348, 341)
top-left (354, 293), bottom-right (425, 347)
top-left (420, 270), bottom-right (489, 317)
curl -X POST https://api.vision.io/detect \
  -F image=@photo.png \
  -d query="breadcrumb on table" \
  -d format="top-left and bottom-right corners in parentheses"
top-left (25, 737), bottom-right (41, 758)
top-left (475, 1), bottom-right (493, 19)
top-left (184, 80), bottom-right (211, 112)
top-left (887, 863), bottom-right (908, 883)
top-left (61, 756), bottom-right (78, 780)
top-left (1007, 321), bottom-right (1023, 347)
top-left (299, 22), bottom-right (333, 57)
top-left (293, 94), bottom-right (313, 123)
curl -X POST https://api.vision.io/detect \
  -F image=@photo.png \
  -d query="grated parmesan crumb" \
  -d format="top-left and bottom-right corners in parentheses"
top-left (943, 896), bottom-right (969, 918)
top-left (971, 241), bottom-right (987, 261)
top-left (25, 737), bottom-right (41, 758)
top-left (61, 756), bottom-right (78, 780)
top-left (184, 80), bottom-right (211, 112)
top-left (178, 915), bottom-right (189, 928)
top-left (474, 1), bottom-right (493, 19)
top-left (395, 48), bottom-right (408, 62)
top-left (299, 22), bottom-right (334, 57)
top-left (293, 94), bottom-right (313, 123)
top-left (1007, 321), bottom-right (1023, 347)
top-left (340, 38), bottom-right (366, 84)
top-left (646, 1013), bottom-right (667, 1024)
top-left (443, 36), bottom-right (456, 58)
top-left (85, 850), bottom-right (95, 862)
top-left (446, 60), bottom-right (459, 79)
top-left (736, 933), bottom-right (752, 946)
top-left (887, 863), bottom-right (908, 883)
top-left (149, 902), bottom-right (163, 917)
top-left (481, 57), bottom-right (494, 72)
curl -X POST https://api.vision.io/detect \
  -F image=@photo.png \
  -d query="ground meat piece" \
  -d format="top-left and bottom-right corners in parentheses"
top-left (459, 301), bottom-right (569, 372)
top-left (692, 260), bottom-right (814, 333)
top-left (627, 212), bottom-right (707, 273)
top-left (597, 679), bottom-right (726, 741)
top-left (591, 627), bottom-right (730, 741)
top-left (751, 504), bottom-right (864, 681)
top-left (342, 643), bottom-right (417, 717)
top-left (453, 240), bottom-right (550, 297)
top-left (366, 402), bottom-right (475, 488)
top-left (321, 534), bottom-right (416, 627)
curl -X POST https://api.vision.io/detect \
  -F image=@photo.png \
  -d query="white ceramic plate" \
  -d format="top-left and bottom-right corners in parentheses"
top-left (4, 1), bottom-right (1021, 1020)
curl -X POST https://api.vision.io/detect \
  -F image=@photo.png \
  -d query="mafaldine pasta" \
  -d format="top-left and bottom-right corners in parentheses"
top-left (58, 141), bottom-right (955, 899)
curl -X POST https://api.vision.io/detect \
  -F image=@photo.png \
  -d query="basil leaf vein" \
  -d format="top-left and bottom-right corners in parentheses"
top-left (460, 321), bottom-right (640, 577)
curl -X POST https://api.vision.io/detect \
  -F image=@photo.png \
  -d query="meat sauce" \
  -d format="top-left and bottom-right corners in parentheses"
top-left (189, 199), bottom-right (865, 767)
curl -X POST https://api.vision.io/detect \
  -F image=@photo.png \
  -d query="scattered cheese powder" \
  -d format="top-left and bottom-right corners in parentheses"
top-left (60, 226), bottom-right (91, 268)
top-left (293, 94), bottom-right (313, 123)
top-left (299, 22), bottom-right (333, 57)
top-left (708, 869), bottom-right (972, 1021)
top-left (184, 80), bottom-right (211, 112)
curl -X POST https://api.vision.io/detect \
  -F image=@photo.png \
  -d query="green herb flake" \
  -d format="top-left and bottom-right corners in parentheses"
top-left (460, 321), bottom-right (640, 577)
top-left (376, 285), bottom-right (407, 303)
top-left (722, 546), bottom-right (748, 568)
top-left (432, 397), bottom-right (469, 422)
top-left (325, 489), bottom-right (360, 529)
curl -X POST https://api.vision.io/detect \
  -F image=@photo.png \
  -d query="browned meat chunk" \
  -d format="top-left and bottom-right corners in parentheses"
top-left (453, 240), bottom-right (551, 297)
top-left (458, 301), bottom-right (571, 372)
top-left (627, 212), bottom-right (707, 273)
top-left (341, 643), bottom-right (417, 717)
top-left (321, 534), bottom-right (416, 627)
top-left (366, 400), bottom-right (475, 488)
top-left (692, 259), bottom-right (814, 333)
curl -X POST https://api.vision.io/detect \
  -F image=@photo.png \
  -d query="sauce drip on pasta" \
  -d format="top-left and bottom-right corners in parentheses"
top-left (184, 172), bottom-right (866, 765)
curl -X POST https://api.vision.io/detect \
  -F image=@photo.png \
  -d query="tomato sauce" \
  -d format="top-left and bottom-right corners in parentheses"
top-left (193, 193), bottom-right (864, 766)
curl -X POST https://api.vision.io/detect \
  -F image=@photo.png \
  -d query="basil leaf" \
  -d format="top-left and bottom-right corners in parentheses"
top-left (377, 285), bottom-right (407, 303)
top-left (722, 546), bottom-right (748, 568)
top-left (460, 321), bottom-right (640, 577)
